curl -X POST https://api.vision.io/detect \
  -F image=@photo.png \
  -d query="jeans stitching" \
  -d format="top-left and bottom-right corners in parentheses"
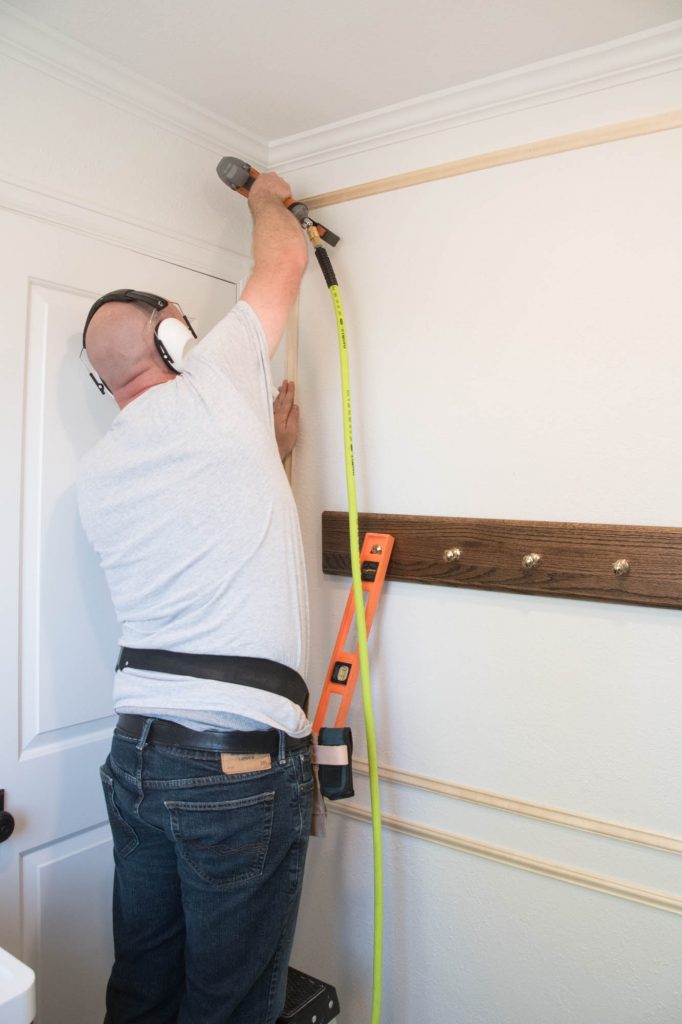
top-left (100, 765), bottom-right (139, 858)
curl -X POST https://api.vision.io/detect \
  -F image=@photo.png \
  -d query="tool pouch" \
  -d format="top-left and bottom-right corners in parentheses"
top-left (314, 727), bottom-right (354, 800)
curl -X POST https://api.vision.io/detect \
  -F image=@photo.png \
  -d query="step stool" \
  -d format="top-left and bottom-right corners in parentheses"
top-left (278, 967), bottom-right (340, 1024)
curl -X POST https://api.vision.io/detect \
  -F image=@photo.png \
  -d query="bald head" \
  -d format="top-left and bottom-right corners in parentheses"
top-left (85, 301), bottom-right (167, 393)
top-left (83, 299), bottom-right (184, 409)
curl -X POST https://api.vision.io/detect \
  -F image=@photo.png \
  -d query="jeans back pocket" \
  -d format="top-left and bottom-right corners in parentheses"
top-left (166, 791), bottom-right (275, 890)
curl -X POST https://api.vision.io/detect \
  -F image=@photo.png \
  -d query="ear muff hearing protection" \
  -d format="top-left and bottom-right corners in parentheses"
top-left (82, 288), bottom-right (198, 393)
top-left (153, 315), bottom-right (197, 372)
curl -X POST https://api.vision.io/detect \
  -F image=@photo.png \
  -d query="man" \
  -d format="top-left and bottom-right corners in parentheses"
top-left (77, 172), bottom-right (313, 1024)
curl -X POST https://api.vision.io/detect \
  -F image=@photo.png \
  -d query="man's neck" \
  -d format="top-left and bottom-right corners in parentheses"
top-left (115, 367), bottom-right (174, 410)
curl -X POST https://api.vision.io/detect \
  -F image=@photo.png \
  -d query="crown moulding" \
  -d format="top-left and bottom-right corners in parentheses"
top-left (0, 0), bottom-right (268, 167)
top-left (271, 19), bottom-right (682, 170)
top-left (1, 1), bottom-right (681, 173)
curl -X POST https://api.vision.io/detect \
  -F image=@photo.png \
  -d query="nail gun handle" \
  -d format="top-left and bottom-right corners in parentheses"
top-left (216, 156), bottom-right (300, 210)
top-left (216, 156), bottom-right (340, 246)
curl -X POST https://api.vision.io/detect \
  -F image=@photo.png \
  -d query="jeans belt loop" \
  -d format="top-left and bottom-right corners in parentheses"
top-left (277, 730), bottom-right (287, 765)
top-left (136, 717), bottom-right (154, 752)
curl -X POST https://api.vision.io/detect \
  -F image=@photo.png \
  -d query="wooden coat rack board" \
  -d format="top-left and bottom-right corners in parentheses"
top-left (322, 512), bottom-right (682, 610)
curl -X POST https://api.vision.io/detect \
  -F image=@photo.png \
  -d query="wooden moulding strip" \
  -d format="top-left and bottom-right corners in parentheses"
top-left (353, 760), bottom-right (682, 856)
top-left (303, 109), bottom-right (682, 210)
top-left (331, 802), bottom-right (682, 917)
top-left (282, 294), bottom-right (299, 485)
top-left (322, 511), bottom-right (682, 610)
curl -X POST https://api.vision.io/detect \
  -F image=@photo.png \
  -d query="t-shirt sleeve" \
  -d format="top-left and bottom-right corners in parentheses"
top-left (181, 300), bottom-right (274, 426)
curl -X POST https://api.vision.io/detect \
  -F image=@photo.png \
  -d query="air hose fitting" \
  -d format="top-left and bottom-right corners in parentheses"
top-left (307, 222), bottom-right (338, 288)
top-left (314, 247), bottom-right (338, 289)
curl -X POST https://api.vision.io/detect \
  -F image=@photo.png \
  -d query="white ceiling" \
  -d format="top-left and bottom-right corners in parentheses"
top-left (9, 0), bottom-right (682, 141)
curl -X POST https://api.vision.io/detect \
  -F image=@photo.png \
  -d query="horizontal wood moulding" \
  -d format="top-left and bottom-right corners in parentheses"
top-left (304, 110), bottom-right (682, 211)
top-left (333, 802), bottom-right (682, 917)
top-left (322, 512), bottom-right (682, 609)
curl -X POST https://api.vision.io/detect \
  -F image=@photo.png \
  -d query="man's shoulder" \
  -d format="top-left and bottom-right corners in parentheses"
top-left (184, 301), bottom-right (267, 375)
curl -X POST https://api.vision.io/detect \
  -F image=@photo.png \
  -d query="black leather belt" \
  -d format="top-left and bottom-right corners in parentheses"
top-left (115, 648), bottom-right (309, 711)
top-left (116, 714), bottom-right (311, 754)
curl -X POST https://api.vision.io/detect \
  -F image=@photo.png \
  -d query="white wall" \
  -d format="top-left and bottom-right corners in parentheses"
top-left (287, 71), bottom-right (682, 1023)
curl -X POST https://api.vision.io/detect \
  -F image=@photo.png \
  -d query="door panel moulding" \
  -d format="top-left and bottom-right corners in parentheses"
top-left (302, 109), bottom-right (682, 210)
top-left (353, 760), bottom-right (682, 857)
top-left (322, 512), bottom-right (682, 611)
top-left (331, 801), bottom-right (682, 917)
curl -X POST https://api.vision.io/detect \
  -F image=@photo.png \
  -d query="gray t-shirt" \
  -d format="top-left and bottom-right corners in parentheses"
top-left (77, 301), bottom-right (310, 737)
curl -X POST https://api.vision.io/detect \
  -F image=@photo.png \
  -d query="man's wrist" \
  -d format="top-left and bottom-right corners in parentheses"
top-left (249, 192), bottom-right (290, 217)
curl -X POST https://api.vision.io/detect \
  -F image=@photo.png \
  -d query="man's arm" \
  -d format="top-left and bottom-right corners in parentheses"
top-left (241, 172), bottom-right (308, 358)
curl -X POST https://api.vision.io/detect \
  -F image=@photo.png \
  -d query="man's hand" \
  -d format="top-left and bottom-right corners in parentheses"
top-left (273, 380), bottom-right (299, 461)
top-left (248, 171), bottom-right (294, 210)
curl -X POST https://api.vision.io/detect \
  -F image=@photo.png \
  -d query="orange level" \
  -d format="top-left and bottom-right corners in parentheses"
top-left (312, 532), bottom-right (395, 733)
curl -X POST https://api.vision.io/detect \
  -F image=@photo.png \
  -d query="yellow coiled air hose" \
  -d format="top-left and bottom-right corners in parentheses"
top-left (309, 226), bottom-right (383, 1024)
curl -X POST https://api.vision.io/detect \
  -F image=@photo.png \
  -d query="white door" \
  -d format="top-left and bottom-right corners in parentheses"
top-left (0, 207), bottom-right (241, 1023)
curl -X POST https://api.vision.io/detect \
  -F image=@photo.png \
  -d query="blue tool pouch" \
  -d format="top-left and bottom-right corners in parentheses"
top-left (316, 727), bottom-right (354, 800)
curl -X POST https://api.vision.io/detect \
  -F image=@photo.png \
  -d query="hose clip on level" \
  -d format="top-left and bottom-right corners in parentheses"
top-left (216, 156), bottom-right (340, 246)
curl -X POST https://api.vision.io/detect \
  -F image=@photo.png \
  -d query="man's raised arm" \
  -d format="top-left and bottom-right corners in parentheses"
top-left (241, 171), bottom-right (308, 357)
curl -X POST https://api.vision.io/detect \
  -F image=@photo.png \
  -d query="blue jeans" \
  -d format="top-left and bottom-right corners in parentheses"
top-left (100, 724), bottom-right (313, 1024)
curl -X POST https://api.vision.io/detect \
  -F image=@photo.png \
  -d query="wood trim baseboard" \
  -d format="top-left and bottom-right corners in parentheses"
top-left (353, 760), bottom-right (682, 856)
top-left (331, 801), bottom-right (682, 917)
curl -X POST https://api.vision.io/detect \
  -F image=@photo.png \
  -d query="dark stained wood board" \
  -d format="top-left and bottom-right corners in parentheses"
top-left (322, 512), bottom-right (682, 610)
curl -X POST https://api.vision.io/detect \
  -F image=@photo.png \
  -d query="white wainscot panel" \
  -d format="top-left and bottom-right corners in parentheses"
top-left (22, 282), bottom-right (118, 747)
top-left (22, 825), bottom-right (113, 1024)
